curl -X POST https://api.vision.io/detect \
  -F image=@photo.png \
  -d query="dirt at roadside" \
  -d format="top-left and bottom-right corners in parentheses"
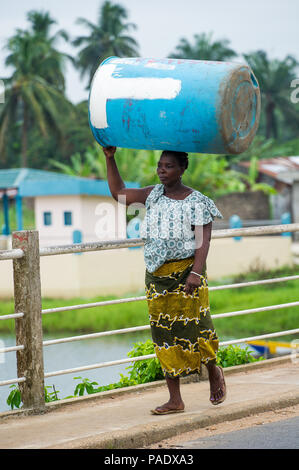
top-left (142, 403), bottom-right (299, 449)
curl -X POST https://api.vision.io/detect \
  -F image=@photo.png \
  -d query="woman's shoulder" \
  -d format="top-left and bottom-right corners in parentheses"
top-left (146, 183), bottom-right (164, 197)
top-left (188, 190), bottom-right (223, 219)
top-left (143, 184), bottom-right (156, 198)
top-left (144, 184), bottom-right (164, 206)
top-left (188, 189), bottom-right (211, 202)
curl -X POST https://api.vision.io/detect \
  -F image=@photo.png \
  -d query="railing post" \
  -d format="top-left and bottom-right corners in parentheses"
top-left (12, 230), bottom-right (45, 412)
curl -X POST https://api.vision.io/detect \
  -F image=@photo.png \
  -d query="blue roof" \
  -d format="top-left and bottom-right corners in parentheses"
top-left (0, 168), bottom-right (139, 197)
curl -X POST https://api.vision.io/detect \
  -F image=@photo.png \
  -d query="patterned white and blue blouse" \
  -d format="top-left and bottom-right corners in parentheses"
top-left (140, 184), bottom-right (223, 273)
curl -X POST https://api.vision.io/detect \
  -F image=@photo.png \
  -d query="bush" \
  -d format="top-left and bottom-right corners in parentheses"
top-left (216, 345), bottom-right (263, 368)
top-left (126, 339), bottom-right (164, 383)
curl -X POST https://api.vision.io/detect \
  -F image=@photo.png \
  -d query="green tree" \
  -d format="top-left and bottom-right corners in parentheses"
top-left (232, 135), bottom-right (294, 163)
top-left (26, 10), bottom-right (71, 92)
top-left (50, 146), bottom-right (254, 198)
top-left (49, 145), bottom-right (105, 178)
top-left (182, 154), bottom-right (247, 198)
top-left (49, 145), bottom-right (160, 186)
top-left (73, 0), bottom-right (139, 88)
top-left (169, 32), bottom-right (237, 61)
top-left (0, 11), bottom-right (73, 167)
top-left (244, 50), bottom-right (299, 140)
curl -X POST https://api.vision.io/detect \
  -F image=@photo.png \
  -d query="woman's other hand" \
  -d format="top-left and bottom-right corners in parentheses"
top-left (184, 273), bottom-right (202, 295)
top-left (102, 146), bottom-right (117, 158)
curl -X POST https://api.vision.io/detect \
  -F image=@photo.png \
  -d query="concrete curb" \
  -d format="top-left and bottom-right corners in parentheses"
top-left (47, 390), bottom-right (299, 449)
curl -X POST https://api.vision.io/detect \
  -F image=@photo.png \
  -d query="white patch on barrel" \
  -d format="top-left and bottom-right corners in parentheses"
top-left (145, 62), bottom-right (176, 70)
top-left (89, 64), bottom-right (181, 129)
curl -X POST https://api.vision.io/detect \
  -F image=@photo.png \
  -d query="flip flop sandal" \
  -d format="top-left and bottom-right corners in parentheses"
top-left (151, 408), bottom-right (185, 415)
top-left (210, 366), bottom-right (227, 406)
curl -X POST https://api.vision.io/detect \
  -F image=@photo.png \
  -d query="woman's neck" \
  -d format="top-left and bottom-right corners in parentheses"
top-left (163, 181), bottom-right (184, 194)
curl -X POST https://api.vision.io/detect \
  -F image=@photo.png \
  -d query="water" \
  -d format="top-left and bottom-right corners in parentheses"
top-left (0, 330), bottom-right (150, 413)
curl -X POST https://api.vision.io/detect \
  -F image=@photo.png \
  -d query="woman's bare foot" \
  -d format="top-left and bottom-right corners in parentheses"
top-left (151, 400), bottom-right (185, 415)
top-left (207, 364), bottom-right (227, 405)
top-left (151, 376), bottom-right (185, 414)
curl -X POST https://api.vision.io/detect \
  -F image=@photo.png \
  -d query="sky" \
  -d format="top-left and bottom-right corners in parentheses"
top-left (1, 0), bottom-right (299, 103)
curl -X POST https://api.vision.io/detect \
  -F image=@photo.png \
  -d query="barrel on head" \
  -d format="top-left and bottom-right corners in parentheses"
top-left (88, 57), bottom-right (260, 155)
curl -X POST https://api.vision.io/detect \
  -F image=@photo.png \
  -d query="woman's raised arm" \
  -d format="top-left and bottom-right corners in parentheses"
top-left (103, 146), bottom-right (154, 206)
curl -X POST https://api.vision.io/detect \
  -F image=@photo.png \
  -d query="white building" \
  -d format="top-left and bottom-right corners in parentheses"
top-left (0, 168), bottom-right (140, 247)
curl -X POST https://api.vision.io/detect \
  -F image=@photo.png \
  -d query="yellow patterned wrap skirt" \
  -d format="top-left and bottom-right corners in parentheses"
top-left (145, 256), bottom-right (219, 378)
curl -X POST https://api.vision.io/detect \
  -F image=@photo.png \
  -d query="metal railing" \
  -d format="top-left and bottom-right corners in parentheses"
top-left (1, 223), bottom-right (299, 411)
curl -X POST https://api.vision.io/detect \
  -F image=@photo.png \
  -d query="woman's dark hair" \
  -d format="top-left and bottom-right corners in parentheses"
top-left (161, 150), bottom-right (189, 170)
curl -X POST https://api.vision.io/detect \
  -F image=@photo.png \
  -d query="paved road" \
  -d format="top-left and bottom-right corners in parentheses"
top-left (175, 416), bottom-right (299, 449)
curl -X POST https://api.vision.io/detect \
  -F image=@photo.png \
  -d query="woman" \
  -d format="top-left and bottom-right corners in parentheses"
top-left (103, 146), bottom-right (226, 415)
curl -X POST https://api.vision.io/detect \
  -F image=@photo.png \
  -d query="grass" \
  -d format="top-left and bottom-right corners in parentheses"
top-left (0, 292), bottom-right (149, 334)
top-left (211, 282), bottom-right (298, 340)
top-left (210, 264), bottom-right (299, 342)
top-left (0, 265), bottom-right (298, 342)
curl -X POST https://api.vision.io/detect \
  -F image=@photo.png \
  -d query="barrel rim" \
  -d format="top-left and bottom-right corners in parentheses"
top-left (218, 65), bottom-right (261, 155)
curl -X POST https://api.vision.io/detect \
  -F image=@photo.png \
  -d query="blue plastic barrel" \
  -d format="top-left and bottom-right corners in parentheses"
top-left (89, 57), bottom-right (260, 154)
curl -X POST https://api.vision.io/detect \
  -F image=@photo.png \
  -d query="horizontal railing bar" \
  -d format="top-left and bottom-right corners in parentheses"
top-left (43, 325), bottom-right (151, 346)
top-left (3, 328), bottom-right (299, 386)
top-left (3, 329), bottom-right (299, 386)
top-left (0, 273), bottom-right (295, 327)
top-left (3, 298), bottom-right (297, 356)
top-left (37, 224), bottom-right (299, 257)
top-left (41, 300), bottom-right (299, 348)
top-left (223, 328), bottom-right (299, 346)
top-left (212, 300), bottom-right (299, 319)
top-left (211, 223), bottom-right (299, 239)
top-left (0, 377), bottom-right (26, 387)
top-left (44, 353), bottom-right (156, 378)
top-left (42, 296), bottom-right (145, 315)
top-left (39, 238), bottom-right (144, 257)
top-left (44, 328), bottom-right (299, 379)
top-left (0, 224), bottom-right (298, 261)
top-left (0, 248), bottom-right (24, 261)
top-left (3, 299), bottom-right (298, 354)
top-left (41, 274), bottom-right (299, 315)
top-left (0, 345), bottom-right (24, 354)
top-left (0, 313), bottom-right (24, 320)
top-left (209, 274), bottom-right (299, 291)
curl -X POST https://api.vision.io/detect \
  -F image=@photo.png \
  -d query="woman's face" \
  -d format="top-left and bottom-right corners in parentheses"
top-left (157, 154), bottom-right (184, 185)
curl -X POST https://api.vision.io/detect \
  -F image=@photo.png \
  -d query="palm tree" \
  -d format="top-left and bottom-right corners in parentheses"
top-left (73, 0), bottom-right (139, 88)
top-left (169, 32), bottom-right (237, 61)
top-left (244, 50), bottom-right (299, 139)
top-left (26, 10), bottom-right (70, 92)
top-left (0, 11), bottom-right (72, 167)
